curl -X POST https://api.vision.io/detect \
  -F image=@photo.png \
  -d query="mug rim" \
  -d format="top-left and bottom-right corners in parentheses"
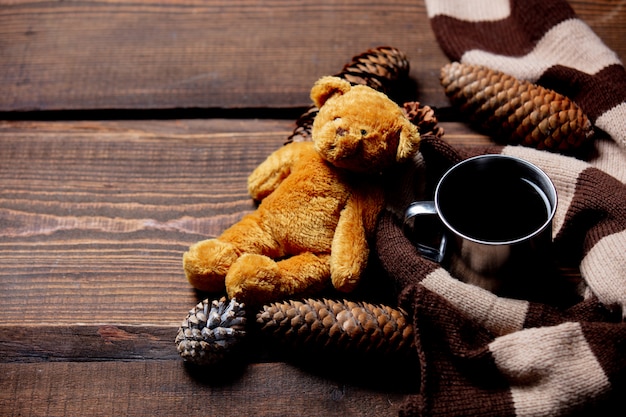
top-left (434, 154), bottom-right (557, 245)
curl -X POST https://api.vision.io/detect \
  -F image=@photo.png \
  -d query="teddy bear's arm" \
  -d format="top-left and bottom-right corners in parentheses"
top-left (247, 142), bottom-right (307, 201)
top-left (330, 185), bottom-right (384, 292)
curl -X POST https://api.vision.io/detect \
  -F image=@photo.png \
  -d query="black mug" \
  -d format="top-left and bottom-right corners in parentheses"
top-left (404, 154), bottom-right (557, 295)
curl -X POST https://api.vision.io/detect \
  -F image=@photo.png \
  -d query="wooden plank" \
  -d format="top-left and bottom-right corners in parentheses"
top-left (0, 325), bottom-right (179, 362)
top-left (0, 0), bottom-right (447, 111)
top-left (2, 0), bottom-right (622, 112)
top-left (0, 360), bottom-right (413, 417)
top-left (570, 0), bottom-right (626, 54)
top-left (0, 119), bottom-right (490, 326)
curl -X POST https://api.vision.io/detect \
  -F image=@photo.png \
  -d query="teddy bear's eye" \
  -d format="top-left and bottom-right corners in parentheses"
top-left (360, 129), bottom-right (367, 136)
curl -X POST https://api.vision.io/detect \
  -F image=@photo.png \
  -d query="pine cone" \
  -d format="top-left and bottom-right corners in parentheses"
top-left (338, 46), bottom-right (410, 93)
top-left (175, 297), bottom-right (246, 366)
top-left (257, 298), bottom-right (415, 359)
top-left (403, 101), bottom-right (445, 139)
top-left (286, 105), bottom-right (319, 144)
top-left (440, 62), bottom-right (594, 153)
top-left (287, 46), bottom-right (410, 143)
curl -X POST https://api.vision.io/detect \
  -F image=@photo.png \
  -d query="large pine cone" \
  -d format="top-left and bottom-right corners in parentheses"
top-left (440, 62), bottom-right (593, 153)
top-left (287, 46), bottom-right (410, 143)
top-left (257, 298), bottom-right (415, 359)
top-left (175, 297), bottom-right (246, 366)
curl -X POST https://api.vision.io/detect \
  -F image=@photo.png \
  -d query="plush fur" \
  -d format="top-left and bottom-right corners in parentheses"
top-left (183, 76), bottom-right (420, 306)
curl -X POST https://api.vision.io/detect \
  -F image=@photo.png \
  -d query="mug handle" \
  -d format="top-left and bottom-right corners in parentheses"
top-left (403, 201), bottom-right (447, 263)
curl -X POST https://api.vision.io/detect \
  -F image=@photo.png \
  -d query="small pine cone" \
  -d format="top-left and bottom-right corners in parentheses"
top-left (403, 101), bottom-right (445, 139)
top-left (286, 105), bottom-right (318, 144)
top-left (287, 46), bottom-right (410, 144)
top-left (338, 46), bottom-right (410, 93)
top-left (257, 299), bottom-right (415, 359)
top-left (440, 62), bottom-right (594, 152)
top-left (175, 297), bottom-right (246, 366)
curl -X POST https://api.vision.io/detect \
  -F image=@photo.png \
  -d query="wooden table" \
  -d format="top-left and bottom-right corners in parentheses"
top-left (1, 1), bottom-right (624, 416)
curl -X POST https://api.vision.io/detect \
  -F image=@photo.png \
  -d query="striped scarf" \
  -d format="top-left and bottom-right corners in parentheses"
top-left (375, 1), bottom-right (626, 416)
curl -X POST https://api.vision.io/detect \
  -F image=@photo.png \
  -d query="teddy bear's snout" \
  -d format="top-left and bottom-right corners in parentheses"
top-left (330, 132), bottom-right (363, 160)
top-left (336, 127), bottom-right (348, 137)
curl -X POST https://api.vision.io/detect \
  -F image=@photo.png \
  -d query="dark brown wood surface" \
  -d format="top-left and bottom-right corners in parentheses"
top-left (1, 0), bottom-right (444, 111)
top-left (2, 0), bottom-right (625, 112)
top-left (1, 1), bottom-right (625, 416)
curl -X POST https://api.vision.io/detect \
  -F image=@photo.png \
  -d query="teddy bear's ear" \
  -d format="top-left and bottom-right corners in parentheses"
top-left (396, 120), bottom-right (421, 161)
top-left (310, 76), bottom-right (352, 108)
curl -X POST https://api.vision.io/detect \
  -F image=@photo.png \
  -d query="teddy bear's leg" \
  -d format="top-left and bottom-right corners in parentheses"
top-left (183, 213), bottom-right (282, 292)
top-left (225, 252), bottom-right (331, 306)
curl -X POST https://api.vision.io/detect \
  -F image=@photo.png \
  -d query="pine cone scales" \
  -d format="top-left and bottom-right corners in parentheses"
top-left (175, 297), bottom-right (246, 366)
top-left (288, 46), bottom-right (410, 143)
top-left (338, 46), bottom-right (410, 92)
top-left (257, 299), bottom-right (415, 358)
top-left (403, 101), bottom-right (445, 138)
top-left (440, 62), bottom-right (594, 152)
top-left (287, 106), bottom-right (318, 144)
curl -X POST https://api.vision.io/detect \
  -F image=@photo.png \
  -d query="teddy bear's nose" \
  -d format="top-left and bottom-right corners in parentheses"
top-left (336, 127), bottom-right (348, 136)
top-left (332, 133), bottom-right (362, 158)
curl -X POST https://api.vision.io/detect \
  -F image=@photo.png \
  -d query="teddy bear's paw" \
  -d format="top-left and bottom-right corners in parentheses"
top-left (225, 254), bottom-right (283, 306)
top-left (183, 239), bottom-right (239, 292)
top-left (330, 265), bottom-right (361, 293)
top-left (330, 249), bottom-right (365, 293)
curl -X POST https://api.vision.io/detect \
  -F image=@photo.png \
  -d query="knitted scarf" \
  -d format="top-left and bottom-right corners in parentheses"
top-left (374, 1), bottom-right (626, 416)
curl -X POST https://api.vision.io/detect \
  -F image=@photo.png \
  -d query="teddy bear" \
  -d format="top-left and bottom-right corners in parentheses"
top-left (182, 76), bottom-right (421, 306)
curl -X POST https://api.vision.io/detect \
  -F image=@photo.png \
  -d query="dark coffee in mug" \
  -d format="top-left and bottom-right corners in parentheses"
top-left (437, 163), bottom-right (552, 242)
top-left (404, 154), bottom-right (558, 299)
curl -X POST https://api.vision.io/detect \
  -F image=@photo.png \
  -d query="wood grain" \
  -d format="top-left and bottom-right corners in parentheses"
top-left (0, 361), bottom-right (410, 417)
top-left (0, 325), bottom-right (178, 362)
top-left (0, 0), bottom-right (446, 111)
top-left (2, 0), bottom-right (623, 112)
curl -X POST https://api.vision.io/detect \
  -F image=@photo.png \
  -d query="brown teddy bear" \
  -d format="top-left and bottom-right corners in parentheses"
top-left (183, 76), bottom-right (421, 306)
